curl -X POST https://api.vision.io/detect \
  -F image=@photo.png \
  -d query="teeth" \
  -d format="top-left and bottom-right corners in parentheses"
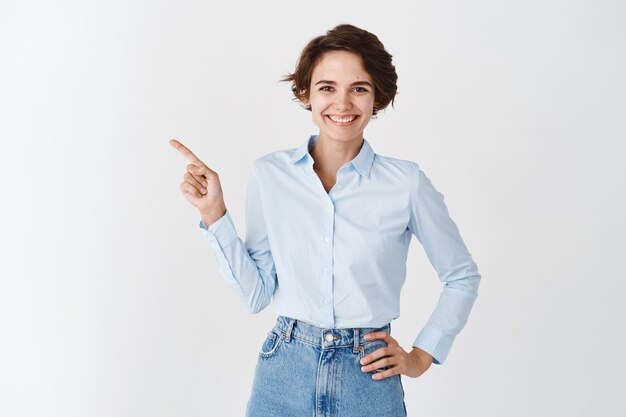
top-left (328, 115), bottom-right (356, 123)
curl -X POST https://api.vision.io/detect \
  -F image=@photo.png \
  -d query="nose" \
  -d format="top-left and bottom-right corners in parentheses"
top-left (333, 91), bottom-right (352, 111)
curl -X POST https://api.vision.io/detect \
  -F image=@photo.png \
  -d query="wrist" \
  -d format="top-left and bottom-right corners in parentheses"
top-left (411, 347), bottom-right (434, 365)
top-left (200, 203), bottom-right (227, 226)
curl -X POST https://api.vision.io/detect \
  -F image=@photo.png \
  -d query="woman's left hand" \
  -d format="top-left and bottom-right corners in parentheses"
top-left (360, 331), bottom-right (434, 380)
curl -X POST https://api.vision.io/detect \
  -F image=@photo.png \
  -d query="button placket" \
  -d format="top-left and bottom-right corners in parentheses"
top-left (319, 204), bottom-right (335, 328)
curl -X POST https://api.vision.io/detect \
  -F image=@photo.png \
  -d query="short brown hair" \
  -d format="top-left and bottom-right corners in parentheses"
top-left (281, 24), bottom-right (398, 116)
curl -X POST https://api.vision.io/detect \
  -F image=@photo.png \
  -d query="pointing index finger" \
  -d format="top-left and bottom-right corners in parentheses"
top-left (169, 139), bottom-right (201, 163)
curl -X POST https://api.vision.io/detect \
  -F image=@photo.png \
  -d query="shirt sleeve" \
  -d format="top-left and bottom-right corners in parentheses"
top-left (408, 163), bottom-right (481, 365)
top-left (198, 161), bottom-right (277, 314)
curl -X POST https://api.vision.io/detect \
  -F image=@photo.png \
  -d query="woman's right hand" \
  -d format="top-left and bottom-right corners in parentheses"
top-left (169, 139), bottom-right (227, 224)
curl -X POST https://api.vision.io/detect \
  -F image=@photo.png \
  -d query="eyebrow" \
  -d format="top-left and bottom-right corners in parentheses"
top-left (314, 80), bottom-right (372, 87)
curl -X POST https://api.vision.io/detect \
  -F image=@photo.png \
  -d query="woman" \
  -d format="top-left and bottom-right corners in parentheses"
top-left (170, 23), bottom-right (481, 417)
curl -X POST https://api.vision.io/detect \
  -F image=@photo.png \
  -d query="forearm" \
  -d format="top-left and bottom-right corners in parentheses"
top-left (199, 210), bottom-right (276, 314)
top-left (413, 273), bottom-right (480, 364)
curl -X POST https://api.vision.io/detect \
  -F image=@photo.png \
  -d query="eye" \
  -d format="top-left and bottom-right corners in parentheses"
top-left (319, 86), bottom-right (333, 92)
top-left (353, 87), bottom-right (369, 93)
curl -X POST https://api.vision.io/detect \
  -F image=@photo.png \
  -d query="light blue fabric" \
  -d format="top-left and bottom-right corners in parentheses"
top-left (199, 134), bottom-right (481, 364)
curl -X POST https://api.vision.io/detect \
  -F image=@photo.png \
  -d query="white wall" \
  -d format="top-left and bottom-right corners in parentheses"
top-left (1, 0), bottom-right (624, 416)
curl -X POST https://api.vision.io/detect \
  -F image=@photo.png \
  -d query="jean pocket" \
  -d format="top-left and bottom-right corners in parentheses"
top-left (359, 339), bottom-right (392, 373)
top-left (259, 330), bottom-right (284, 359)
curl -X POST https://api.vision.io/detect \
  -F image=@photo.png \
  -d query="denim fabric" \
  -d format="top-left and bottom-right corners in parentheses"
top-left (246, 315), bottom-right (407, 417)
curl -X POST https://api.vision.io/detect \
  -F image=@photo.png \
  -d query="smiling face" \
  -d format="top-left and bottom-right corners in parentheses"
top-left (303, 50), bottom-right (376, 145)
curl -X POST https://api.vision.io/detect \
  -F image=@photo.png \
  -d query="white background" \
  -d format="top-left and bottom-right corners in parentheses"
top-left (1, 0), bottom-right (625, 416)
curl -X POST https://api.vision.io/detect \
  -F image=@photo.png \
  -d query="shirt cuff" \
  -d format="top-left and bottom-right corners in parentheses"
top-left (198, 210), bottom-right (238, 251)
top-left (412, 325), bottom-right (454, 365)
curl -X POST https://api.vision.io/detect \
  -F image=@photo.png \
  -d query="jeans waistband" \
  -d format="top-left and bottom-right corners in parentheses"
top-left (274, 315), bottom-right (391, 352)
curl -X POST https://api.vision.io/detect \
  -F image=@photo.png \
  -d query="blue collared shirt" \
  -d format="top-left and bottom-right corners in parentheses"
top-left (199, 135), bottom-right (480, 364)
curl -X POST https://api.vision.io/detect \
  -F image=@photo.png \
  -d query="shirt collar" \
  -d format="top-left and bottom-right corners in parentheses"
top-left (290, 134), bottom-right (375, 178)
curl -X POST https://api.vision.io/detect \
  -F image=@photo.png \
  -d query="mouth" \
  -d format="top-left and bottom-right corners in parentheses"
top-left (325, 114), bottom-right (359, 126)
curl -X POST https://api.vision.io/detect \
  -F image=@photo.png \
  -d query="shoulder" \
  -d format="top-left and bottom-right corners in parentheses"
top-left (371, 151), bottom-right (422, 181)
top-left (250, 145), bottom-right (298, 174)
top-left (374, 153), bottom-right (420, 170)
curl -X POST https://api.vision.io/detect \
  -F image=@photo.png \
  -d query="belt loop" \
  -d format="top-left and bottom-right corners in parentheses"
top-left (284, 317), bottom-right (296, 342)
top-left (353, 328), bottom-right (360, 353)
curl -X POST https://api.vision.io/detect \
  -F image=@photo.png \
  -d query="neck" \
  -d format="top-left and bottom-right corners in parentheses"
top-left (310, 134), bottom-right (363, 174)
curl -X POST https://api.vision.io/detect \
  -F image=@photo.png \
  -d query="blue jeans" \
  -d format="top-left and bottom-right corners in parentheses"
top-left (246, 315), bottom-right (407, 417)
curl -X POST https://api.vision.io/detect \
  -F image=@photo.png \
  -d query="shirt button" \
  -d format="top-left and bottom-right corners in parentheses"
top-left (323, 267), bottom-right (329, 273)
top-left (325, 333), bottom-right (334, 342)
top-left (324, 236), bottom-right (330, 242)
